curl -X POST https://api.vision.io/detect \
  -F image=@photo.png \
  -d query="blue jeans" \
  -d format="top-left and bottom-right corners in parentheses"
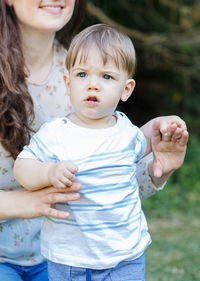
top-left (47, 253), bottom-right (145, 281)
top-left (0, 261), bottom-right (48, 281)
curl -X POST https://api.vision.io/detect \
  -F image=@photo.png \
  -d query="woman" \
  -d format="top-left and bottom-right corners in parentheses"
top-left (0, 0), bottom-right (188, 280)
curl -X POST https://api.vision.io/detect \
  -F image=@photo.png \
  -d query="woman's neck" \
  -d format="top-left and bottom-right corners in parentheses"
top-left (21, 28), bottom-right (55, 84)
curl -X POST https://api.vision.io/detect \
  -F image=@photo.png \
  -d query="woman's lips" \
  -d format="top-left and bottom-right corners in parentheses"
top-left (39, 5), bottom-right (63, 15)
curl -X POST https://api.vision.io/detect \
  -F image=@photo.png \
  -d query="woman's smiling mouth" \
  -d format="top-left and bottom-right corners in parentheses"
top-left (39, 4), bottom-right (64, 14)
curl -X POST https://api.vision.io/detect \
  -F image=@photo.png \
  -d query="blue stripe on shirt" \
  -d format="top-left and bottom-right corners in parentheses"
top-left (46, 212), bottom-right (141, 232)
top-left (30, 134), bottom-right (59, 162)
top-left (57, 197), bottom-right (138, 211)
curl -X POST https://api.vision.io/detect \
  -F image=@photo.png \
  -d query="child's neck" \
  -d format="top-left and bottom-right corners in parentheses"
top-left (68, 112), bottom-right (117, 129)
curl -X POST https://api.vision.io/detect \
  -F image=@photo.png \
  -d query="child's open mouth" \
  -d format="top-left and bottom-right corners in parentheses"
top-left (84, 96), bottom-right (100, 106)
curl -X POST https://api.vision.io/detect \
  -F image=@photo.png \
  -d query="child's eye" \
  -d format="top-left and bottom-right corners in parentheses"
top-left (103, 74), bottom-right (112, 80)
top-left (78, 72), bottom-right (86, 78)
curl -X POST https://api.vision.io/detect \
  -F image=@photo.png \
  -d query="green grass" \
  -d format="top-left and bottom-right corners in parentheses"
top-left (146, 216), bottom-right (200, 281)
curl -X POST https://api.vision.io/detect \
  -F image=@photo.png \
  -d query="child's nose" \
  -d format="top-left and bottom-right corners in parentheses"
top-left (88, 85), bottom-right (100, 91)
top-left (88, 78), bottom-right (100, 92)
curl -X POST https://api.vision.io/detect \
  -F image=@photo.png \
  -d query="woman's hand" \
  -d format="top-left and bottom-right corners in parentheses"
top-left (0, 182), bottom-right (81, 220)
top-left (151, 117), bottom-right (189, 177)
top-left (149, 117), bottom-right (189, 186)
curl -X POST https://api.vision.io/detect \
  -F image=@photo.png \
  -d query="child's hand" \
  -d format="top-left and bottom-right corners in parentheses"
top-left (48, 161), bottom-right (78, 188)
top-left (158, 115), bottom-right (187, 140)
top-left (151, 117), bottom-right (189, 178)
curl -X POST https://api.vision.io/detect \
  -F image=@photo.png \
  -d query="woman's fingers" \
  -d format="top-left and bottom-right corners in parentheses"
top-left (42, 207), bottom-right (70, 219)
top-left (46, 188), bottom-right (80, 204)
top-left (38, 185), bottom-right (81, 218)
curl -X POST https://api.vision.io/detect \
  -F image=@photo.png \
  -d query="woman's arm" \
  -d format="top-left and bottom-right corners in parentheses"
top-left (136, 153), bottom-right (164, 199)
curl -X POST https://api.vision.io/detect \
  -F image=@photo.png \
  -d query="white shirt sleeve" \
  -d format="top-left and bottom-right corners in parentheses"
top-left (18, 121), bottom-right (59, 163)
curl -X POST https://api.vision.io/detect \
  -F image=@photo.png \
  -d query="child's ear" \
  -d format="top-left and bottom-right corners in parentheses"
top-left (63, 74), bottom-right (70, 96)
top-left (121, 79), bottom-right (136, 102)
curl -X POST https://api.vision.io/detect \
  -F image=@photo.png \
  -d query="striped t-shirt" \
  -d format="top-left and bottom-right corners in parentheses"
top-left (18, 111), bottom-right (151, 269)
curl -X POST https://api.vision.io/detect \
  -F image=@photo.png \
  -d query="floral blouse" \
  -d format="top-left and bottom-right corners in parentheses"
top-left (0, 41), bottom-right (164, 266)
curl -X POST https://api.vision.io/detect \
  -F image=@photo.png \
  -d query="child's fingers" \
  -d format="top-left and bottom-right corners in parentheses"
top-left (52, 179), bottom-right (69, 189)
top-left (61, 177), bottom-right (73, 187)
top-left (64, 161), bottom-right (78, 174)
top-left (171, 127), bottom-right (188, 141)
top-left (58, 167), bottom-right (77, 187)
top-left (63, 169), bottom-right (76, 181)
top-left (60, 170), bottom-right (76, 187)
top-left (159, 116), bottom-right (187, 131)
top-left (54, 173), bottom-right (75, 188)
top-left (48, 161), bottom-right (78, 188)
top-left (161, 131), bottom-right (172, 142)
top-left (159, 119), bottom-right (176, 134)
top-left (52, 173), bottom-right (74, 188)
top-left (171, 127), bottom-right (184, 142)
top-left (161, 123), bottom-right (177, 142)
top-left (174, 130), bottom-right (189, 146)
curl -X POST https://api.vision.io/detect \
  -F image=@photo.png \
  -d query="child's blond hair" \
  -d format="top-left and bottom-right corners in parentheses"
top-left (66, 24), bottom-right (136, 78)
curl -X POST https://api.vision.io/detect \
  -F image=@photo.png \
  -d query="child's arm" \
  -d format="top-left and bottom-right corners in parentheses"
top-left (14, 158), bottom-right (78, 191)
top-left (140, 115), bottom-right (188, 186)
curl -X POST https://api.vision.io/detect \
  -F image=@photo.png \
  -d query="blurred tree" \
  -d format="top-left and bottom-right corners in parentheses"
top-left (84, 0), bottom-right (200, 134)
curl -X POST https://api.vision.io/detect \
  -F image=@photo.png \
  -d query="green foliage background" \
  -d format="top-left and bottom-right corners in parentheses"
top-left (84, 0), bottom-right (200, 216)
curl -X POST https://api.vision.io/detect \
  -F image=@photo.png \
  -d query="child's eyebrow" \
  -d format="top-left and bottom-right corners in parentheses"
top-left (101, 69), bottom-right (119, 74)
top-left (72, 66), bottom-right (89, 72)
top-left (71, 65), bottom-right (121, 78)
top-left (100, 68), bottom-right (121, 78)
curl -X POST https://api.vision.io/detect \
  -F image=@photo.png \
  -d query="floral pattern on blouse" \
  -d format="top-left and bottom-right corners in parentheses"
top-left (0, 41), bottom-right (70, 266)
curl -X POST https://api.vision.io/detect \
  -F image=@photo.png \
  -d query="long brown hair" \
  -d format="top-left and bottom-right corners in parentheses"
top-left (0, 0), bottom-right (87, 159)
